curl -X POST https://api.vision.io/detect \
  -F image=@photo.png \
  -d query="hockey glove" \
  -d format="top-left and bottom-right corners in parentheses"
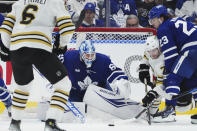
top-left (52, 34), bottom-right (67, 55)
top-left (139, 64), bottom-right (154, 88)
top-left (0, 43), bottom-right (10, 62)
top-left (142, 90), bottom-right (159, 107)
top-left (53, 45), bottom-right (67, 55)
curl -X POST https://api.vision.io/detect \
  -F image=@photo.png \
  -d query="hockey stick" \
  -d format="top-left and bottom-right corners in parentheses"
top-left (66, 100), bottom-right (85, 123)
top-left (110, 87), bottom-right (197, 126)
top-left (109, 101), bottom-right (154, 126)
top-left (144, 78), bottom-right (151, 125)
top-left (172, 87), bottom-right (197, 100)
top-left (32, 66), bottom-right (86, 123)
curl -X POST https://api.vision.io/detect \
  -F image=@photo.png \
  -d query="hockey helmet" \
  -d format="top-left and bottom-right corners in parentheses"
top-left (149, 5), bottom-right (168, 20)
top-left (79, 40), bottom-right (96, 68)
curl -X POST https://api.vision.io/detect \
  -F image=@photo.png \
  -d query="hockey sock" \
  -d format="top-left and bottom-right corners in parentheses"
top-left (46, 76), bottom-right (71, 122)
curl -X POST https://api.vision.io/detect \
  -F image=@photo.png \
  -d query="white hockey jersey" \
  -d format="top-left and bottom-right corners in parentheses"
top-left (175, 0), bottom-right (197, 21)
top-left (142, 52), bottom-right (165, 87)
top-left (66, 0), bottom-right (99, 22)
top-left (0, 0), bottom-right (75, 52)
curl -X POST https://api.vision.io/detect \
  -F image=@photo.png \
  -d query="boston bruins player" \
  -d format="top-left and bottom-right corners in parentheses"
top-left (0, 0), bottom-right (75, 130)
top-left (139, 36), bottom-right (193, 123)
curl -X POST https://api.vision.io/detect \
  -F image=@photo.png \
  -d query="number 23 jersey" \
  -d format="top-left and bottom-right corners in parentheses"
top-left (157, 17), bottom-right (197, 73)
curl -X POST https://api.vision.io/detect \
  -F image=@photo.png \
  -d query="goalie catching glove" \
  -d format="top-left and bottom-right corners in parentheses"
top-left (110, 79), bottom-right (131, 99)
top-left (142, 90), bottom-right (159, 107)
top-left (139, 64), bottom-right (155, 89)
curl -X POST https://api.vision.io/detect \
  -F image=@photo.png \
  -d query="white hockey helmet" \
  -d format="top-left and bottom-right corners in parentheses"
top-left (145, 35), bottom-right (160, 52)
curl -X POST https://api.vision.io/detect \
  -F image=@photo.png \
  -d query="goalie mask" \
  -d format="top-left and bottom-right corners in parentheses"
top-left (145, 36), bottom-right (161, 59)
top-left (79, 40), bottom-right (96, 68)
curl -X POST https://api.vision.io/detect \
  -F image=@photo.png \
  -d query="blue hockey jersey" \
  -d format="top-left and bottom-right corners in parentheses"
top-left (104, 0), bottom-right (137, 15)
top-left (0, 13), bottom-right (4, 26)
top-left (63, 50), bottom-right (128, 102)
top-left (157, 17), bottom-right (197, 74)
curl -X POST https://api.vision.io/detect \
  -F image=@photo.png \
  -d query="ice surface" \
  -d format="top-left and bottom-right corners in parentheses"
top-left (0, 115), bottom-right (196, 131)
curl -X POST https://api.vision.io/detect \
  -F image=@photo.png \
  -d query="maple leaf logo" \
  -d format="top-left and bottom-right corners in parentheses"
top-left (78, 76), bottom-right (98, 91)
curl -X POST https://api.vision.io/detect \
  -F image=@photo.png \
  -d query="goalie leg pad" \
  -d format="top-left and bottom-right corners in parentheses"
top-left (83, 84), bottom-right (145, 120)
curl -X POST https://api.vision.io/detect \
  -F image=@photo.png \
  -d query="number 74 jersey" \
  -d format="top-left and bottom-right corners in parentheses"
top-left (157, 17), bottom-right (197, 73)
top-left (0, 0), bottom-right (75, 52)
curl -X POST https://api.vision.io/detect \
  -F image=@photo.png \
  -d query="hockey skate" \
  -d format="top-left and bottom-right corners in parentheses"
top-left (191, 101), bottom-right (197, 124)
top-left (152, 104), bottom-right (176, 123)
top-left (44, 119), bottom-right (66, 131)
top-left (9, 119), bottom-right (21, 131)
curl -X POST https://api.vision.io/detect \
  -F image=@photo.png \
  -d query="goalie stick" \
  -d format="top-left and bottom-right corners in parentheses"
top-left (32, 66), bottom-right (86, 123)
top-left (109, 87), bottom-right (197, 126)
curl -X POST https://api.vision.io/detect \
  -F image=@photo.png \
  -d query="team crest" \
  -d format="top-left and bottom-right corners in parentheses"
top-left (78, 76), bottom-right (98, 90)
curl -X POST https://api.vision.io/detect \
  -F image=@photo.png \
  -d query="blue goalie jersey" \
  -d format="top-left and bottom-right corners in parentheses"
top-left (157, 17), bottom-right (197, 74)
top-left (62, 50), bottom-right (128, 102)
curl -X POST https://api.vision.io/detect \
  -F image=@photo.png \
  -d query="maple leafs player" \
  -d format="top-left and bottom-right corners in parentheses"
top-left (142, 5), bottom-right (197, 124)
top-left (58, 40), bottom-right (147, 120)
top-left (0, 0), bottom-right (75, 130)
top-left (61, 40), bottom-right (130, 102)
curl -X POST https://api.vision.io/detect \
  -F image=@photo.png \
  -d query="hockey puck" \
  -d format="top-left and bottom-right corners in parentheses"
top-left (108, 124), bottom-right (115, 126)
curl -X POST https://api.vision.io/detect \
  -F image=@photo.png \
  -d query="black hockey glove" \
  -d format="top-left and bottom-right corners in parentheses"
top-left (52, 45), bottom-right (67, 55)
top-left (142, 90), bottom-right (159, 107)
top-left (0, 42), bottom-right (10, 62)
top-left (139, 64), bottom-right (155, 88)
top-left (52, 34), bottom-right (67, 55)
